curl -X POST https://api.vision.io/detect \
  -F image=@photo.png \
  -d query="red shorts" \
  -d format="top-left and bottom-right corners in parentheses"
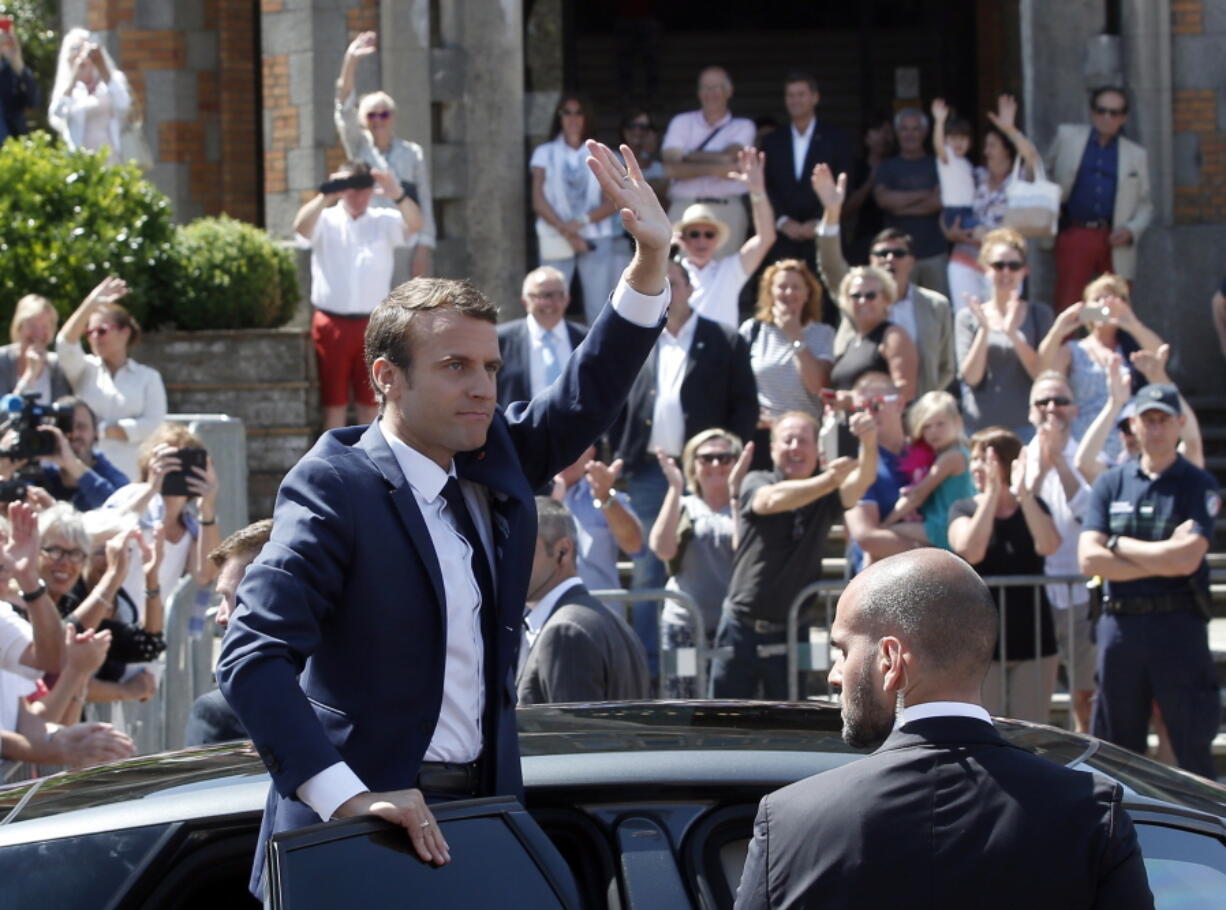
top-left (312, 309), bottom-right (376, 408)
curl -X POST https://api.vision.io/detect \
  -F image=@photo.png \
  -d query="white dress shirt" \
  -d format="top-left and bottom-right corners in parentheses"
top-left (1024, 434), bottom-right (1091, 608)
top-left (526, 315), bottom-right (574, 398)
top-left (55, 339), bottom-right (168, 480)
top-left (308, 204), bottom-right (407, 316)
top-left (895, 701), bottom-right (993, 729)
top-left (685, 255), bottom-right (747, 330)
top-left (298, 276), bottom-right (669, 822)
top-left (890, 285), bottom-right (919, 345)
top-left (649, 312), bottom-right (698, 457)
top-left (791, 118), bottom-right (816, 181)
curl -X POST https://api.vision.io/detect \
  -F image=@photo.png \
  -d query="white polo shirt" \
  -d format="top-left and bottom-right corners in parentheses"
top-left (309, 205), bottom-right (407, 316)
top-left (685, 255), bottom-right (748, 330)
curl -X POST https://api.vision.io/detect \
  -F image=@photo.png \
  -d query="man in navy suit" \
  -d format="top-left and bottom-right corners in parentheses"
top-left (495, 265), bottom-right (587, 409)
top-left (761, 71), bottom-right (852, 275)
top-left (735, 549), bottom-right (1152, 909)
top-left (218, 141), bottom-right (672, 897)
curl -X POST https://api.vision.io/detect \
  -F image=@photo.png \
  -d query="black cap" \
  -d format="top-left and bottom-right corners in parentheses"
top-left (1130, 382), bottom-right (1181, 417)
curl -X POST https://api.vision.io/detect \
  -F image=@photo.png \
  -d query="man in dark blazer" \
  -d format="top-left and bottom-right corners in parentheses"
top-left (517, 497), bottom-right (650, 704)
top-left (495, 265), bottom-right (587, 409)
top-left (761, 71), bottom-right (852, 273)
top-left (735, 549), bottom-right (1153, 909)
top-left (218, 142), bottom-right (672, 898)
top-left (609, 259), bottom-right (757, 675)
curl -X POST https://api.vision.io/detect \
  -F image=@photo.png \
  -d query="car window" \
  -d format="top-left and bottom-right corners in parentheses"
top-left (1075, 742), bottom-right (1226, 818)
top-left (1136, 823), bottom-right (1226, 908)
top-left (0, 823), bottom-right (167, 908)
top-left (270, 799), bottom-right (577, 909)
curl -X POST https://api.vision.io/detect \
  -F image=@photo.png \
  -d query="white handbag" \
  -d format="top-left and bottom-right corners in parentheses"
top-left (536, 221), bottom-right (575, 261)
top-left (1002, 156), bottom-right (1060, 239)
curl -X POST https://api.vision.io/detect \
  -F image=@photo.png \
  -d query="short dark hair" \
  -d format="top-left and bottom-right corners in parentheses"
top-left (55, 395), bottom-right (97, 433)
top-left (870, 227), bottom-right (913, 253)
top-left (339, 160), bottom-right (372, 179)
top-left (969, 426), bottom-right (1023, 476)
top-left (857, 551), bottom-right (999, 676)
top-left (946, 116), bottom-right (973, 138)
top-left (209, 519), bottom-right (274, 568)
top-left (1090, 86), bottom-right (1128, 113)
top-left (364, 278), bottom-right (500, 407)
top-left (784, 70), bottom-right (819, 94)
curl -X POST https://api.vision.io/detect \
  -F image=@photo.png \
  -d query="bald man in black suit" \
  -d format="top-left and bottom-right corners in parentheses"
top-left (735, 549), bottom-right (1153, 910)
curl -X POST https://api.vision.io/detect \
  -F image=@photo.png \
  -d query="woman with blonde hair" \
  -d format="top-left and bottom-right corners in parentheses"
top-left (739, 259), bottom-right (835, 468)
top-left (0, 294), bottom-right (70, 401)
top-left (334, 30), bottom-right (436, 277)
top-left (48, 27), bottom-right (131, 163)
top-left (650, 428), bottom-right (753, 697)
top-left (1035, 272), bottom-right (1163, 461)
top-left (955, 227), bottom-right (1054, 440)
top-left (829, 265), bottom-right (917, 403)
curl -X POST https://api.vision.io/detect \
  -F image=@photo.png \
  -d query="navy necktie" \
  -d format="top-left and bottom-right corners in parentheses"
top-left (440, 476), bottom-right (496, 614)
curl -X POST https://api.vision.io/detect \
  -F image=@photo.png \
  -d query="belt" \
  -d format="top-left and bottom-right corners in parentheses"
top-left (1067, 219), bottom-right (1110, 230)
top-left (314, 307), bottom-right (372, 321)
top-left (1102, 594), bottom-right (1195, 616)
top-left (752, 619), bottom-right (788, 634)
top-left (416, 759), bottom-right (482, 796)
top-left (693, 196), bottom-right (734, 205)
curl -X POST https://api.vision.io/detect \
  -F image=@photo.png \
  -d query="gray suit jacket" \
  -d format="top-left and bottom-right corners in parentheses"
top-left (0, 343), bottom-right (72, 400)
top-left (517, 582), bottom-right (651, 705)
top-left (817, 233), bottom-right (956, 394)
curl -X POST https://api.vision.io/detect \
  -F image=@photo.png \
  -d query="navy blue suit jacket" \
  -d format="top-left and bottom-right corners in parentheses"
top-left (218, 299), bottom-right (663, 894)
top-left (495, 316), bottom-right (587, 409)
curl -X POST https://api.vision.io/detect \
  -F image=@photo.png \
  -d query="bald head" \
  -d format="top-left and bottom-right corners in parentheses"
top-left (849, 549), bottom-right (998, 679)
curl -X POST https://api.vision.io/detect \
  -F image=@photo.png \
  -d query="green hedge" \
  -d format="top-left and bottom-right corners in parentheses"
top-left (0, 131), bottom-right (299, 332)
top-left (168, 215), bottom-right (299, 330)
top-left (0, 131), bottom-right (175, 328)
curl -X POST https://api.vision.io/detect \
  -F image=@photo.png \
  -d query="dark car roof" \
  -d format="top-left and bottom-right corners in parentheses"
top-left (1, 701), bottom-right (1223, 843)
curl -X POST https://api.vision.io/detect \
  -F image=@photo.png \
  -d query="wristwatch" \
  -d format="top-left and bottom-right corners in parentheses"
top-left (791, 339), bottom-right (805, 354)
top-left (593, 490), bottom-right (620, 511)
top-left (20, 583), bottom-right (46, 603)
top-left (1106, 534), bottom-right (1120, 552)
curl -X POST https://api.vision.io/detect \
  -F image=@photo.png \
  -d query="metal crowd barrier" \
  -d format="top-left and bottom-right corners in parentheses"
top-left (591, 587), bottom-right (708, 697)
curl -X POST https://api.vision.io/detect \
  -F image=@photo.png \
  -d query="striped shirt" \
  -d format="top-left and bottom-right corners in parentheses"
top-left (740, 319), bottom-right (835, 418)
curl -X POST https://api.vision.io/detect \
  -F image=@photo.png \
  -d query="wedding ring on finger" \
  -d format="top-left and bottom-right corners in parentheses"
top-left (419, 820), bottom-right (431, 829)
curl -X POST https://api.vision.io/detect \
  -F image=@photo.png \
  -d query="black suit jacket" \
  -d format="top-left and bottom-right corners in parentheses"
top-left (762, 118), bottom-right (853, 265)
top-left (496, 317), bottom-right (588, 409)
top-left (611, 315), bottom-right (757, 466)
top-left (736, 716), bottom-right (1153, 910)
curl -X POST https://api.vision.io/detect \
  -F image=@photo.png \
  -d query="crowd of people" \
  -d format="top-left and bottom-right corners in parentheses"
top-left (0, 22), bottom-right (1221, 794)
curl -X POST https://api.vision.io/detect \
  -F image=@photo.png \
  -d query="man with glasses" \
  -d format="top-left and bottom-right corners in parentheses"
top-left (672, 147), bottom-right (775, 330)
top-left (495, 267), bottom-right (587, 410)
top-left (812, 164), bottom-right (955, 397)
top-left (661, 66), bottom-right (757, 259)
top-left (1022, 371), bottom-right (1096, 732)
top-left (1046, 87), bottom-right (1153, 312)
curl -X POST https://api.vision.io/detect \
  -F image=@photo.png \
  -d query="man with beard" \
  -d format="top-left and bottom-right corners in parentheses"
top-left (734, 549), bottom-right (1152, 910)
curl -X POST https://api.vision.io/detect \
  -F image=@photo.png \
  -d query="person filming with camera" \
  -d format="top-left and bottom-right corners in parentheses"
top-left (294, 160), bottom-right (424, 431)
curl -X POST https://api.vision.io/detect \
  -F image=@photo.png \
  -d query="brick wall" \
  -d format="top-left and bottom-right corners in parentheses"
top-left (1171, 0), bottom-right (1226, 224)
top-left (85, 0), bottom-right (262, 224)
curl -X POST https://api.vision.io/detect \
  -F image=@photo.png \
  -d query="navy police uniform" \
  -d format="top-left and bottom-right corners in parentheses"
top-left (1083, 390), bottom-right (1221, 777)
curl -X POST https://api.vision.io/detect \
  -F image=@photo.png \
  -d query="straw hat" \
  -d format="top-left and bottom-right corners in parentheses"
top-left (674, 203), bottom-right (730, 249)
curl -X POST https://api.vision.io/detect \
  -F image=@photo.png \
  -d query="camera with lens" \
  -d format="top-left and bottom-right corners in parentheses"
top-left (0, 393), bottom-right (75, 461)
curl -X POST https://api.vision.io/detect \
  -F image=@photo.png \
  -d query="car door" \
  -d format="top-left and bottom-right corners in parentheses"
top-left (266, 796), bottom-right (581, 909)
top-left (1129, 806), bottom-right (1226, 908)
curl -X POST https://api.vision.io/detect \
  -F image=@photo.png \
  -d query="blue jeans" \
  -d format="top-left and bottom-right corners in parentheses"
top-left (625, 459), bottom-right (670, 679)
top-left (542, 235), bottom-right (618, 325)
top-left (708, 610), bottom-right (789, 700)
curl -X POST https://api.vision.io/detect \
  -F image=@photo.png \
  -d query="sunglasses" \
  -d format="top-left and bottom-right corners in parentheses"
top-left (695, 452), bottom-right (736, 466)
top-left (989, 260), bottom-right (1025, 272)
top-left (1093, 106), bottom-right (1125, 117)
top-left (85, 324), bottom-right (112, 338)
top-left (684, 229), bottom-right (718, 240)
top-left (871, 247), bottom-right (910, 259)
top-left (848, 290), bottom-right (879, 301)
top-left (42, 545), bottom-right (87, 564)
top-left (366, 110), bottom-right (392, 121)
top-left (1033, 396), bottom-right (1073, 408)
top-left (626, 120), bottom-right (652, 130)
top-left (558, 107), bottom-right (584, 116)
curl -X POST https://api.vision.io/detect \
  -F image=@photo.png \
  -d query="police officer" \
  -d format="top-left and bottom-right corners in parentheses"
top-left (1078, 382), bottom-right (1221, 778)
